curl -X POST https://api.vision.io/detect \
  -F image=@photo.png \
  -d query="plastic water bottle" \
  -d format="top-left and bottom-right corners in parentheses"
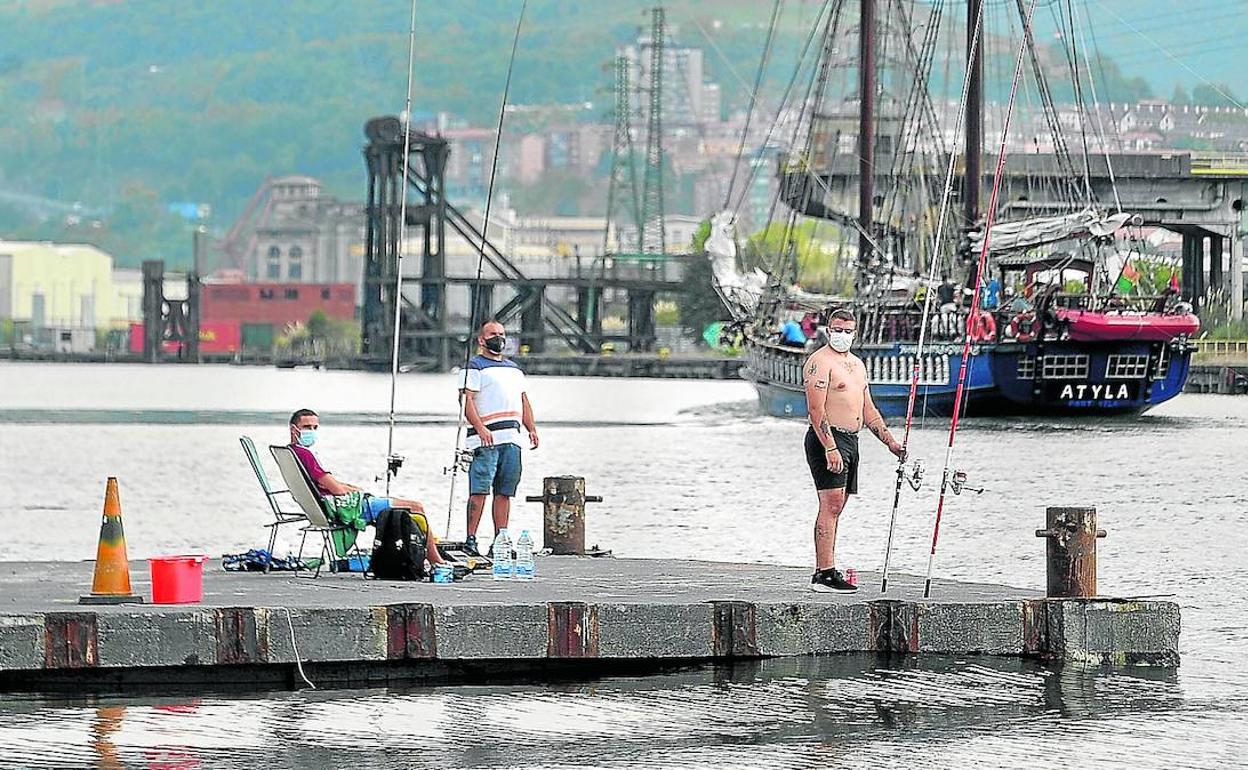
top-left (513, 530), bottom-right (535, 580)
top-left (491, 529), bottom-right (513, 581)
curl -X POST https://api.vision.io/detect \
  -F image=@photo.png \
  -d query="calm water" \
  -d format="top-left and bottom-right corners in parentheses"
top-left (1, 361), bottom-right (1246, 769)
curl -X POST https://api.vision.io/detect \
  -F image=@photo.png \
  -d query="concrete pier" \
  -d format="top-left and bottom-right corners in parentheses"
top-left (0, 558), bottom-right (1179, 692)
top-left (1185, 363), bottom-right (1248, 394)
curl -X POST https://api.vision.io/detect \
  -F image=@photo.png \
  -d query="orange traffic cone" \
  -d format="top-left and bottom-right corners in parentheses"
top-left (79, 477), bottom-right (143, 605)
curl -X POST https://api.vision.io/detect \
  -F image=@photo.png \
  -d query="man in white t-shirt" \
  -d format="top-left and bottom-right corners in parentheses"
top-left (459, 319), bottom-right (539, 555)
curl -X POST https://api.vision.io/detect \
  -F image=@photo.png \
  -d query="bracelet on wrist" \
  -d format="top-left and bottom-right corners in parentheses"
top-left (824, 446), bottom-right (840, 454)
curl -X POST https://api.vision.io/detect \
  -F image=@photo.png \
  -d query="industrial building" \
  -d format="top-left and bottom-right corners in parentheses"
top-left (0, 241), bottom-right (140, 352)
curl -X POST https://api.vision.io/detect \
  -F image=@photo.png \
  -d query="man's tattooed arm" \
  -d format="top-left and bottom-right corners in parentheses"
top-left (866, 417), bottom-right (893, 444)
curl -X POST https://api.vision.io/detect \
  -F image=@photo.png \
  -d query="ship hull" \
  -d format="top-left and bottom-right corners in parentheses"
top-left (745, 338), bottom-right (1192, 419)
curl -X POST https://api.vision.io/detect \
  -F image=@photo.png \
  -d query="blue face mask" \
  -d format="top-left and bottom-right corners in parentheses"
top-left (297, 429), bottom-right (318, 448)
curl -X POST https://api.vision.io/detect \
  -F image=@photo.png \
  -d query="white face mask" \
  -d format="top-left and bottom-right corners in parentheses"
top-left (827, 330), bottom-right (854, 353)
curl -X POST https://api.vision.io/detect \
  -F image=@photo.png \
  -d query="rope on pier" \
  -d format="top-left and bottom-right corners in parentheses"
top-left (283, 608), bottom-right (316, 690)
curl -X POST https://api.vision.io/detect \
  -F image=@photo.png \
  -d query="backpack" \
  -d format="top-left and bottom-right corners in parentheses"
top-left (369, 508), bottom-right (428, 581)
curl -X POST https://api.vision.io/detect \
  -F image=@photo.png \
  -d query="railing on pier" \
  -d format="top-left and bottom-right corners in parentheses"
top-left (569, 253), bottom-right (689, 284)
top-left (1190, 152), bottom-right (1248, 177)
top-left (1193, 339), bottom-right (1248, 363)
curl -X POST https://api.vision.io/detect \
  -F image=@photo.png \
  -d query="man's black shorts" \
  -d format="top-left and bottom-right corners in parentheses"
top-left (804, 426), bottom-right (859, 494)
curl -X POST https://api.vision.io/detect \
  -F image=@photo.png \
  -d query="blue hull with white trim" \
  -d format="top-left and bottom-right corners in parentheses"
top-left (744, 337), bottom-right (1193, 419)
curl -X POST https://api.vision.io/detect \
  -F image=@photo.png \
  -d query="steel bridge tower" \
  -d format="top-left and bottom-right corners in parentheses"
top-left (361, 116), bottom-right (450, 369)
top-left (603, 55), bottom-right (643, 258)
top-left (639, 6), bottom-right (667, 258)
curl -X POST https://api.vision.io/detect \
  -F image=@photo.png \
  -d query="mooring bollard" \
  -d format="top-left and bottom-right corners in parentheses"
top-left (1035, 506), bottom-right (1107, 598)
top-left (526, 476), bottom-right (603, 555)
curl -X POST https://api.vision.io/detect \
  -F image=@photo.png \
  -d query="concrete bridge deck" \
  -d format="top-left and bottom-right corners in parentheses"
top-left (0, 557), bottom-right (1179, 692)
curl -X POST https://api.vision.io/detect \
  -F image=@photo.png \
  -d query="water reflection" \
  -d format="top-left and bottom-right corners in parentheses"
top-left (91, 705), bottom-right (125, 770)
top-left (0, 656), bottom-right (1196, 770)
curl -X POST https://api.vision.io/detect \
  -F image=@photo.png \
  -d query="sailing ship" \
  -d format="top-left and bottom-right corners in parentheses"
top-left (705, 0), bottom-right (1199, 418)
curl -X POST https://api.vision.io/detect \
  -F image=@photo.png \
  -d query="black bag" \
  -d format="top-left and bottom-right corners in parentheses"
top-left (369, 508), bottom-right (428, 581)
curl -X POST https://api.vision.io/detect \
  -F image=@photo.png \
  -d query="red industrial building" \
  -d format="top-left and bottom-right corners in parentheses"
top-left (201, 282), bottom-right (356, 326)
top-left (129, 282), bottom-right (357, 356)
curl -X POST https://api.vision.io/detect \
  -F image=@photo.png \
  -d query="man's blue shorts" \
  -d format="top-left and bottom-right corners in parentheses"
top-left (468, 443), bottom-right (522, 497)
top-left (361, 495), bottom-right (393, 524)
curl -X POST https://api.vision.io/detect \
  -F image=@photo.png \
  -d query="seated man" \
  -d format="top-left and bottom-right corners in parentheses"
top-left (287, 408), bottom-right (445, 565)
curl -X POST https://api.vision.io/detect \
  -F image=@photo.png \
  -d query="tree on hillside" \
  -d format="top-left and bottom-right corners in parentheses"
top-left (1191, 83), bottom-right (1240, 107)
top-left (1088, 55), bottom-right (1153, 102)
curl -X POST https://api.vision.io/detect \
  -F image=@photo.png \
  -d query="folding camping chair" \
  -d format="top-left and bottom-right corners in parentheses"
top-left (240, 436), bottom-right (309, 562)
top-left (269, 444), bottom-right (366, 577)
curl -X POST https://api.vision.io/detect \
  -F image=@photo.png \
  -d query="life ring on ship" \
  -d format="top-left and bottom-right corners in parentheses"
top-left (967, 311), bottom-right (997, 342)
top-left (1009, 312), bottom-right (1036, 342)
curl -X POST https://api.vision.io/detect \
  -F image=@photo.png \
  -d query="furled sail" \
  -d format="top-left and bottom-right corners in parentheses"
top-left (704, 210), bottom-right (768, 321)
top-left (968, 209), bottom-right (1135, 255)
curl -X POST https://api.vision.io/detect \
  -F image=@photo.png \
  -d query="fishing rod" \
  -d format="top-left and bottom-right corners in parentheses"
top-left (443, 0), bottom-right (529, 536)
top-left (923, 0), bottom-right (1038, 600)
top-left (879, 0), bottom-right (986, 594)
top-left (382, 0), bottom-right (420, 496)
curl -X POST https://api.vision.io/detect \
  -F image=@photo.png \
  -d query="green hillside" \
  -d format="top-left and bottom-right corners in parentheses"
top-left (0, 0), bottom-right (1241, 267)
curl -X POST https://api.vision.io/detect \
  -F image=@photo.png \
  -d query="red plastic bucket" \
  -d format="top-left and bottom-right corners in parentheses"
top-left (150, 555), bottom-right (209, 604)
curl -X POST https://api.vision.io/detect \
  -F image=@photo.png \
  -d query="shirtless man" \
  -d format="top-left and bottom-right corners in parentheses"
top-left (802, 309), bottom-right (905, 592)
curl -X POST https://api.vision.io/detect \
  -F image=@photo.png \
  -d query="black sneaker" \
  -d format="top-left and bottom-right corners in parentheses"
top-left (463, 535), bottom-right (479, 557)
top-left (810, 568), bottom-right (857, 593)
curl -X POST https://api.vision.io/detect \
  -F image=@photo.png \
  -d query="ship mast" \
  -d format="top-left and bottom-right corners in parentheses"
top-left (965, 0), bottom-right (983, 227)
top-left (857, 0), bottom-right (876, 268)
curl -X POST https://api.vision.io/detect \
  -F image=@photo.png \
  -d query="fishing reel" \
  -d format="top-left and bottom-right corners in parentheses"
top-left (443, 448), bottom-right (473, 475)
top-left (376, 454), bottom-right (405, 483)
top-left (900, 459), bottom-right (925, 491)
top-left (947, 468), bottom-right (984, 496)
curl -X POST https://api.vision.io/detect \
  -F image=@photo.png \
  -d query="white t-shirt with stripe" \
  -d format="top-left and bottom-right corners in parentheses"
top-left (459, 354), bottom-right (527, 450)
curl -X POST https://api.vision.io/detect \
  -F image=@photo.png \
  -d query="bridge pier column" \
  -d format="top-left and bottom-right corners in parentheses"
top-left (1210, 236), bottom-right (1225, 298)
top-left (1233, 232), bottom-right (1245, 322)
top-left (1181, 232), bottom-right (1204, 313)
top-left (627, 289), bottom-right (656, 352)
top-left (141, 260), bottom-right (164, 364)
top-left (521, 285), bottom-right (546, 354)
top-left (576, 287), bottom-right (602, 341)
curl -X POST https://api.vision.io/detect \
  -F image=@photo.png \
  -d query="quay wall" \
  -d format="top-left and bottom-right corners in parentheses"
top-left (0, 596), bottom-right (1179, 691)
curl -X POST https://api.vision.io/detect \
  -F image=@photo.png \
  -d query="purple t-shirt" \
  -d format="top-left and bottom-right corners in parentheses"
top-left (290, 443), bottom-right (332, 496)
